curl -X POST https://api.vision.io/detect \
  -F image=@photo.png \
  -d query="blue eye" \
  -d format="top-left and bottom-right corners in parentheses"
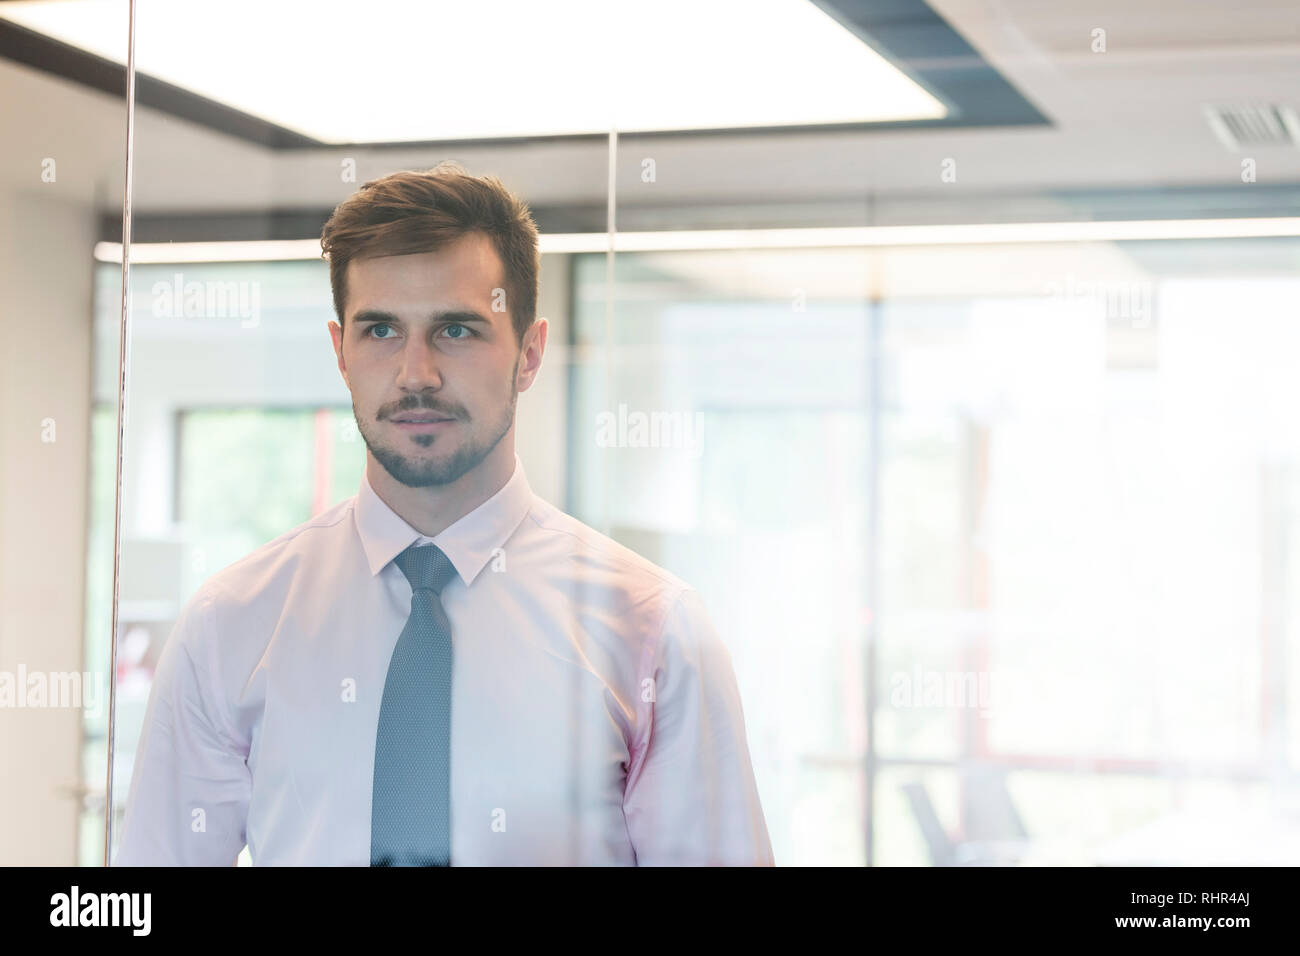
top-left (364, 322), bottom-right (474, 340)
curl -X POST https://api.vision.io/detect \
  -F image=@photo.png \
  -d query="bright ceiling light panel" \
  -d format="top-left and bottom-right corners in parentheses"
top-left (1, 0), bottom-right (948, 143)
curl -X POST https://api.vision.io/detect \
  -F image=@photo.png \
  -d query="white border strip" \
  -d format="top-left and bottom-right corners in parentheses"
top-left (93, 217), bottom-right (1300, 264)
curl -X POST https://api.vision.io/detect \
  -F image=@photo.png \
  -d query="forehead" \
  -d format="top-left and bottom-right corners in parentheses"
top-left (344, 232), bottom-right (505, 319)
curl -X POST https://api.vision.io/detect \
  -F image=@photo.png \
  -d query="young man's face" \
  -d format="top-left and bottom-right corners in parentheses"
top-left (328, 232), bottom-right (541, 488)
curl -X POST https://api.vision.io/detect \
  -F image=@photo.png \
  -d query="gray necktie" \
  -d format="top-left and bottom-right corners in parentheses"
top-left (371, 542), bottom-right (458, 866)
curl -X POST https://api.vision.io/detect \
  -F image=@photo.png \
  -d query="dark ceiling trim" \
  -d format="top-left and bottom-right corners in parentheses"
top-left (810, 0), bottom-right (1048, 128)
top-left (0, 16), bottom-right (321, 148)
top-left (4, 0), bottom-right (1047, 153)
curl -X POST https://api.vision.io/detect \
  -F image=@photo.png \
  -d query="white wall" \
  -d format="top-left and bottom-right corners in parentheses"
top-left (0, 190), bottom-right (99, 865)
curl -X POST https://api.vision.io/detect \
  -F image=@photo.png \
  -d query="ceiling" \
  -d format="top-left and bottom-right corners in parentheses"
top-left (1, 0), bottom-right (1298, 230)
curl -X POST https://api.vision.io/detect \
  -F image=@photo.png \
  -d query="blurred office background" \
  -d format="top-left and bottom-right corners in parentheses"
top-left (3, 0), bottom-right (1300, 865)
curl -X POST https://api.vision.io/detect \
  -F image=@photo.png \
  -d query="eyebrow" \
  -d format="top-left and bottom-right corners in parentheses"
top-left (351, 309), bottom-right (493, 327)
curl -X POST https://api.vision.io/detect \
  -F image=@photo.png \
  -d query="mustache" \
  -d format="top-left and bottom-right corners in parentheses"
top-left (381, 397), bottom-right (462, 420)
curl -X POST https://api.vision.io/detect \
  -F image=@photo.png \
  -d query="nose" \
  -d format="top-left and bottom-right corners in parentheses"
top-left (396, 331), bottom-right (443, 392)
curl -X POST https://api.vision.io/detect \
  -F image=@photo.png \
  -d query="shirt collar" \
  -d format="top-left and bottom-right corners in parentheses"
top-left (355, 452), bottom-right (533, 588)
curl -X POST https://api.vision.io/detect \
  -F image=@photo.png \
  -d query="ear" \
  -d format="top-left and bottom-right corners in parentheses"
top-left (516, 317), bottom-right (548, 392)
top-left (328, 320), bottom-right (349, 387)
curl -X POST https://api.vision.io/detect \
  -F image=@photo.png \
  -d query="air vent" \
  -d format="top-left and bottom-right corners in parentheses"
top-left (1203, 103), bottom-right (1300, 150)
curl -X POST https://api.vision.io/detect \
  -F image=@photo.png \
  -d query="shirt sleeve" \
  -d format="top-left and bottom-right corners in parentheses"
top-left (112, 587), bottom-right (251, 866)
top-left (622, 586), bottom-right (774, 866)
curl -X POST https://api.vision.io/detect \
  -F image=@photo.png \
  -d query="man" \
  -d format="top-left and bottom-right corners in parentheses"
top-left (113, 162), bottom-right (773, 866)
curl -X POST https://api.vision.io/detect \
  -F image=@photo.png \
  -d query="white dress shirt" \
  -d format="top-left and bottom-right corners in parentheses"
top-left (113, 452), bottom-right (773, 866)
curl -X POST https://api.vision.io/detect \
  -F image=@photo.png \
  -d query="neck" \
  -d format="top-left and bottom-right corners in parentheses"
top-left (366, 434), bottom-right (516, 538)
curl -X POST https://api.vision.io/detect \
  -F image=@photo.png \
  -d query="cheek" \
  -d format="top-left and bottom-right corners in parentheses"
top-left (345, 358), bottom-right (386, 409)
top-left (457, 352), bottom-right (506, 394)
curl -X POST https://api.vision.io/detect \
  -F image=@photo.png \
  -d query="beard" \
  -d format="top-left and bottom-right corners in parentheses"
top-left (356, 357), bottom-right (518, 488)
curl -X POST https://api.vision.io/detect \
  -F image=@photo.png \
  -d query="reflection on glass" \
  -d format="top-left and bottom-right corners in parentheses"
top-left (574, 238), bottom-right (1300, 865)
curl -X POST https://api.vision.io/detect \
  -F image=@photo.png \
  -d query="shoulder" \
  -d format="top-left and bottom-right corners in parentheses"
top-left (199, 496), bottom-right (357, 602)
top-left (159, 496), bottom-right (358, 695)
top-left (516, 495), bottom-right (725, 662)
top-left (168, 496), bottom-right (358, 647)
top-left (522, 494), bottom-right (691, 599)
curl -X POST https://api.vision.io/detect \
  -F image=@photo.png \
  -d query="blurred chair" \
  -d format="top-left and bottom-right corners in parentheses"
top-left (902, 769), bottom-right (1031, 866)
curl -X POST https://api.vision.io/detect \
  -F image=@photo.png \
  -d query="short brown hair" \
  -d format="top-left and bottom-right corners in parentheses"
top-left (320, 161), bottom-right (540, 345)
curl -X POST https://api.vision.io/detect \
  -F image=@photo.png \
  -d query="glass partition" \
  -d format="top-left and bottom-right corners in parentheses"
top-left (102, 1), bottom-right (614, 865)
top-left (578, 231), bottom-right (1300, 864)
top-left (587, 0), bottom-right (1300, 866)
top-left (33, 0), bottom-right (1300, 867)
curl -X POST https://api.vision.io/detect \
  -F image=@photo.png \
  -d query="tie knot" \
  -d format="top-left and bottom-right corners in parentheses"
top-left (393, 543), bottom-right (458, 596)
